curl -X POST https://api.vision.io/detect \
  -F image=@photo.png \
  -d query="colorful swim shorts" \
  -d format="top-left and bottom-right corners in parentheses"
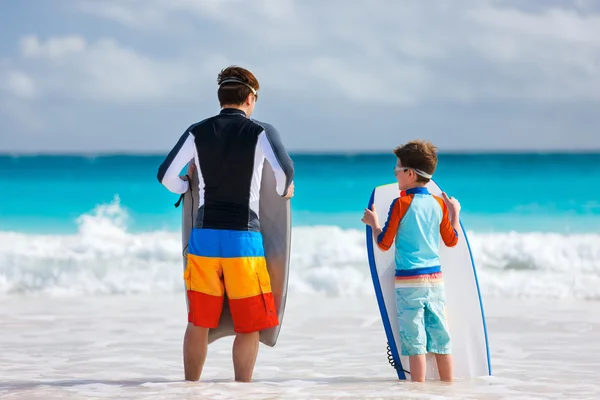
top-left (183, 228), bottom-right (279, 333)
top-left (394, 272), bottom-right (451, 356)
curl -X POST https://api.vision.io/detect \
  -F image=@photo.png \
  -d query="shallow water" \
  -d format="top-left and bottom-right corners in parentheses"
top-left (1, 294), bottom-right (599, 399)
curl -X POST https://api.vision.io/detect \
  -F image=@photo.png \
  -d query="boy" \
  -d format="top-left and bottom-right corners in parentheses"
top-left (361, 140), bottom-right (461, 383)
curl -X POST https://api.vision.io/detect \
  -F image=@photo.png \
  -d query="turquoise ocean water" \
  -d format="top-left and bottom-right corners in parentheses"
top-left (1, 153), bottom-right (599, 234)
top-left (1, 153), bottom-right (599, 299)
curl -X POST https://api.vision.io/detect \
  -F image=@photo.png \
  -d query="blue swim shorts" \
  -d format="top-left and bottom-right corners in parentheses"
top-left (394, 272), bottom-right (451, 356)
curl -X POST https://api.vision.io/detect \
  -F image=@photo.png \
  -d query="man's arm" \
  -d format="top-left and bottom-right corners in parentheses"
top-left (157, 131), bottom-right (196, 194)
top-left (256, 123), bottom-right (294, 197)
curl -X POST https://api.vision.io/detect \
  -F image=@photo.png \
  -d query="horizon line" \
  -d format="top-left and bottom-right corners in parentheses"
top-left (1, 149), bottom-right (600, 157)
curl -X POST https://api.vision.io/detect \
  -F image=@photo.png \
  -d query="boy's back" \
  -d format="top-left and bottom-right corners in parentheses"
top-left (377, 187), bottom-right (458, 273)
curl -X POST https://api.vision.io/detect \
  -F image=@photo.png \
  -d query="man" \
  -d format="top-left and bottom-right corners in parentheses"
top-left (157, 65), bottom-right (295, 382)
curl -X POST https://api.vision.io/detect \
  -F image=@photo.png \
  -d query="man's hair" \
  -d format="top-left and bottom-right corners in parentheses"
top-left (393, 140), bottom-right (438, 183)
top-left (217, 65), bottom-right (260, 106)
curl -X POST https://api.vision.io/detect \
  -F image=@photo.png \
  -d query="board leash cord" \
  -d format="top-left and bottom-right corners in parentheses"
top-left (387, 343), bottom-right (411, 376)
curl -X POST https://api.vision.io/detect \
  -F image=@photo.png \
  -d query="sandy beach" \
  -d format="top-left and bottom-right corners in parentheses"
top-left (2, 293), bottom-right (599, 399)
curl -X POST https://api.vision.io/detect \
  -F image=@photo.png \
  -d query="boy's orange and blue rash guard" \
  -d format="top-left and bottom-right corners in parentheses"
top-left (377, 187), bottom-right (459, 276)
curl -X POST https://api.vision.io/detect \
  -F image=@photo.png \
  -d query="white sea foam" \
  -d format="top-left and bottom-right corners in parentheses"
top-left (1, 199), bottom-right (599, 299)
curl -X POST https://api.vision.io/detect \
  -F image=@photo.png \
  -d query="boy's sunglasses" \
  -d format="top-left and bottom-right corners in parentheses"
top-left (394, 166), bottom-right (410, 174)
top-left (394, 165), bottom-right (433, 179)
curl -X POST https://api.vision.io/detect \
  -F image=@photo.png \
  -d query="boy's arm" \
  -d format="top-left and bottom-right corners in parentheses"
top-left (375, 198), bottom-right (403, 251)
top-left (435, 196), bottom-right (459, 247)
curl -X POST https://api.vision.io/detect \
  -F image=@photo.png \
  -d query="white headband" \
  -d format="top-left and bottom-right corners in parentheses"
top-left (412, 168), bottom-right (433, 179)
top-left (219, 78), bottom-right (257, 95)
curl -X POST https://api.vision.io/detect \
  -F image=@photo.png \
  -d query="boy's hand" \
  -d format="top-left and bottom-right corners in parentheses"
top-left (441, 192), bottom-right (461, 217)
top-left (361, 205), bottom-right (379, 228)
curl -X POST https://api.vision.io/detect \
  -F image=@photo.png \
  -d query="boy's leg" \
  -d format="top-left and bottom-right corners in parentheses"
top-left (424, 281), bottom-right (453, 382)
top-left (434, 354), bottom-right (453, 382)
top-left (408, 355), bottom-right (427, 382)
top-left (395, 285), bottom-right (428, 381)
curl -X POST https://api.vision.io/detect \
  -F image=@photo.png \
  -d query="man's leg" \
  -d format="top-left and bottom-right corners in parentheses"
top-left (232, 331), bottom-right (260, 382)
top-left (221, 230), bottom-right (278, 382)
top-left (183, 228), bottom-right (225, 381)
top-left (183, 323), bottom-right (209, 381)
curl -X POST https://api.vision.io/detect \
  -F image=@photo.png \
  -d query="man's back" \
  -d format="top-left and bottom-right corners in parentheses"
top-left (193, 109), bottom-right (266, 231)
top-left (157, 108), bottom-right (293, 232)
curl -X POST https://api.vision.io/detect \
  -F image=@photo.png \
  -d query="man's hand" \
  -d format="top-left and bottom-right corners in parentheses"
top-left (283, 181), bottom-right (295, 199)
top-left (187, 161), bottom-right (196, 176)
top-left (180, 161), bottom-right (196, 181)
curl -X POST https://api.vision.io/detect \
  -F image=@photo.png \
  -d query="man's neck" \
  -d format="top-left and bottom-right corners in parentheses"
top-left (221, 104), bottom-right (249, 116)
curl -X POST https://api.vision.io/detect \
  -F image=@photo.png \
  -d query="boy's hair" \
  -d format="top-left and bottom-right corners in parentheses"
top-left (393, 140), bottom-right (438, 183)
top-left (217, 65), bottom-right (260, 106)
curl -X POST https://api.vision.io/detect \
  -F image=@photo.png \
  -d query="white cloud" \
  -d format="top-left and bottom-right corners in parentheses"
top-left (2, 0), bottom-right (600, 152)
top-left (70, 0), bottom-right (600, 104)
top-left (20, 35), bottom-right (86, 59)
top-left (466, 6), bottom-right (600, 101)
top-left (470, 6), bottom-right (600, 45)
top-left (76, 0), bottom-right (300, 35)
top-left (76, 0), bottom-right (180, 32)
top-left (2, 70), bottom-right (37, 99)
top-left (5, 35), bottom-right (230, 103)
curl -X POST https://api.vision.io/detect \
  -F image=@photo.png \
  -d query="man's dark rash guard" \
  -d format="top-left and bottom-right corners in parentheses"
top-left (157, 108), bottom-right (294, 232)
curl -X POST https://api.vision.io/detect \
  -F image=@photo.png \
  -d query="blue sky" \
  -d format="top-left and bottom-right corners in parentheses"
top-left (1, 0), bottom-right (600, 153)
